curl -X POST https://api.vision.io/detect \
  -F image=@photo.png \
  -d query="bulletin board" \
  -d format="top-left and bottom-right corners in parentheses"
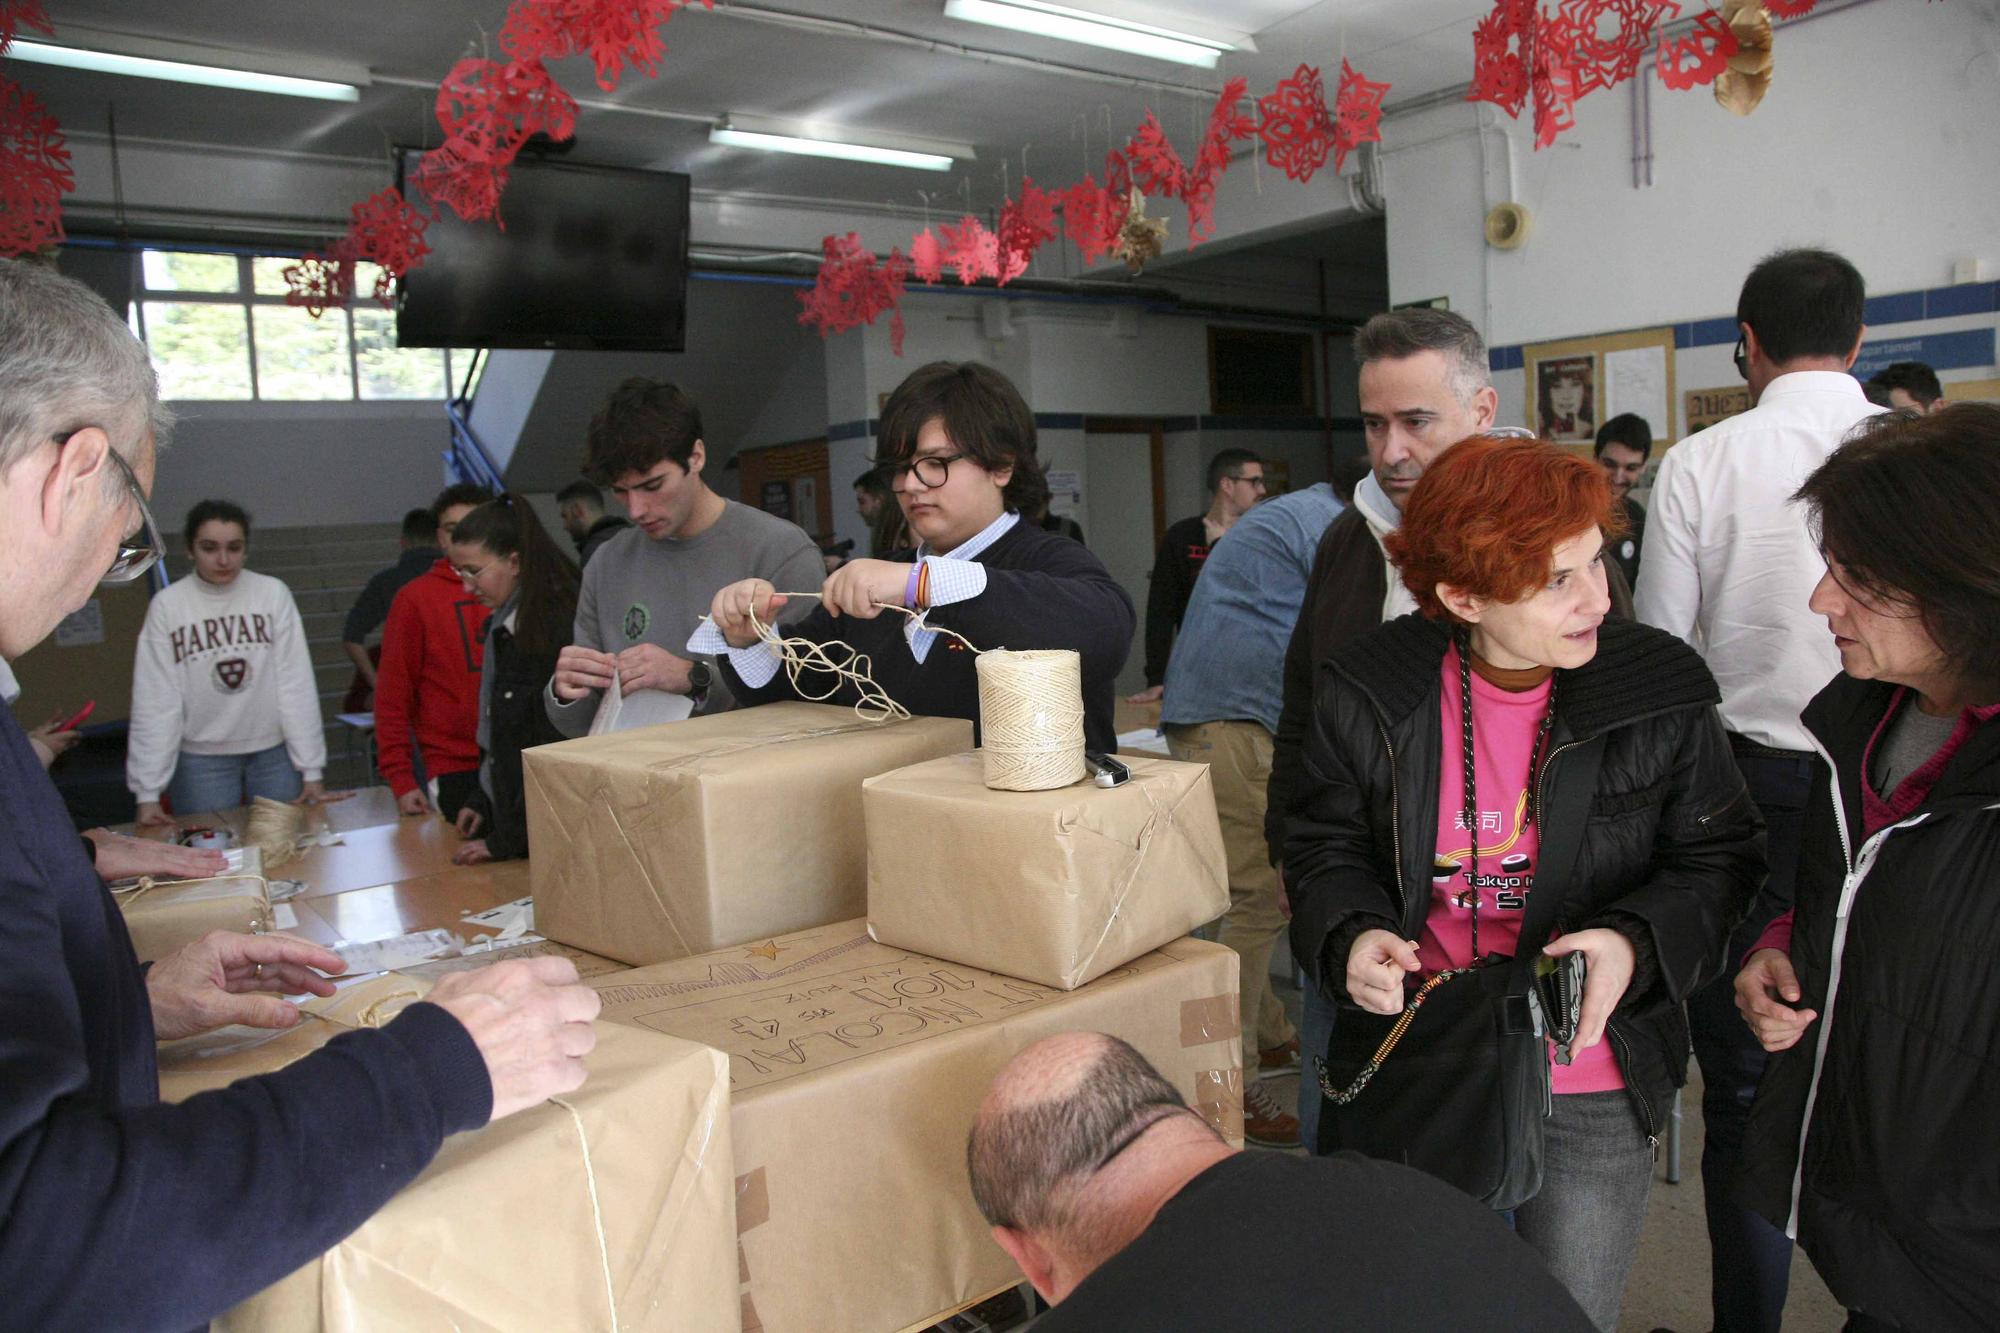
top-left (1684, 384), bottom-right (1752, 436)
top-left (1521, 325), bottom-right (1678, 456)
top-left (1948, 376), bottom-right (2000, 404)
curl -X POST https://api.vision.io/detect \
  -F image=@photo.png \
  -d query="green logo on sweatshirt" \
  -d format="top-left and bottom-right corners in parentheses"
top-left (622, 603), bottom-right (650, 642)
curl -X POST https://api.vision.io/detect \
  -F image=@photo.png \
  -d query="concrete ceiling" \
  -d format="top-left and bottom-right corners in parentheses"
top-left (26, 0), bottom-right (1493, 215)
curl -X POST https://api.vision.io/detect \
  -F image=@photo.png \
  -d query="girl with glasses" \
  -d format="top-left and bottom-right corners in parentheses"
top-left (702, 361), bottom-right (1134, 752)
top-left (128, 500), bottom-right (340, 825)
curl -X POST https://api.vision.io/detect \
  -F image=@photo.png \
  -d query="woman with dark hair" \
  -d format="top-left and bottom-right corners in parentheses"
top-left (129, 499), bottom-right (343, 823)
top-left (701, 361), bottom-right (1134, 752)
top-left (446, 496), bottom-right (579, 864)
top-left (1285, 436), bottom-right (1762, 1330)
top-left (1735, 404), bottom-right (2000, 1333)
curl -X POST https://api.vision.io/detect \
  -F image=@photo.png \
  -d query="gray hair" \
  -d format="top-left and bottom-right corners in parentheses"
top-left (1352, 307), bottom-right (1492, 406)
top-left (966, 1036), bottom-right (1192, 1240)
top-left (0, 258), bottom-right (172, 482)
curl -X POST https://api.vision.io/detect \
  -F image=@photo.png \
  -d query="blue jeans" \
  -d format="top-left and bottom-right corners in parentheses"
top-left (1297, 979), bottom-right (1338, 1150)
top-left (167, 743), bottom-right (302, 814)
top-left (1514, 1091), bottom-right (1655, 1332)
top-left (1687, 748), bottom-right (1813, 1333)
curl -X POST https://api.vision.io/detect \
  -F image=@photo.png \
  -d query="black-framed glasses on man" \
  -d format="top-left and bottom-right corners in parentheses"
top-left (55, 429), bottom-right (163, 585)
top-left (1229, 473), bottom-right (1268, 490)
top-left (879, 453), bottom-right (966, 490)
top-left (1732, 334), bottom-right (1749, 381)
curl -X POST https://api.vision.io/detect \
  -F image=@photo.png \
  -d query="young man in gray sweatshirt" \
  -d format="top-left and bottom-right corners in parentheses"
top-left (545, 378), bottom-right (824, 734)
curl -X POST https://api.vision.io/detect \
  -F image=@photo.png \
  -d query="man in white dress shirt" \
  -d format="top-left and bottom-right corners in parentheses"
top-left (1635, 247), bottom-right (1882, 1333)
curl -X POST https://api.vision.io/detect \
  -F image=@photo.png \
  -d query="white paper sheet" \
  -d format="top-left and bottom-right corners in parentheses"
top-left (588, 671), bottom-right (694, 736)
top-left (1605, 345), bottom-right (1670, 437)
top-left (333, 928), bottom-right (459, 974)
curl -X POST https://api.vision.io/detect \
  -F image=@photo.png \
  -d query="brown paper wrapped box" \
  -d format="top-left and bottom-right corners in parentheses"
top-left (589, 919), bottom-right (1241, 1333)
top-left (114, 846), bottom-right (270, 964)
top-left (159, 975), bottom-right (741, 1333)
top-left (863, 752), bottom-right (1229, 989)
top-left (525, 702), bottom-right (972, 966)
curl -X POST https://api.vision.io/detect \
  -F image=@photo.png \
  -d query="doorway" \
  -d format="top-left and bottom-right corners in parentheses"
top-left (1081, 418), bottom-right (1166, 696)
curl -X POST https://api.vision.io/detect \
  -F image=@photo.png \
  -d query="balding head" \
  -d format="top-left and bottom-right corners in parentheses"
top-left (968, 1033), bottom-right (1233, 1304)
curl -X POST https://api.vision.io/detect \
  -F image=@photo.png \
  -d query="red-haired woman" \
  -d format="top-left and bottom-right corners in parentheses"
top-left (1284, 436), bottom-right (1764, 1329)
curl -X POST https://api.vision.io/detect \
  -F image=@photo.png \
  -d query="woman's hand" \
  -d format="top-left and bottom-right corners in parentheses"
top-left (1542, 928), bottom-right (1637, 1060)
top-left (453, 838), bottom-right (493, 866)
top-left (455, 805), bottom-right (484, 838)
top-left (134, 801), bottom-right (176, 830)
top-left (821, 560), bottom-right (915, 620)
top-left (296, 781), bottom-right (349, 806)
top-left (1735, 948), bottom-right (1817, 1052)
top-left (1346, 929), bottom-right (1422, 1014)
top-left (709, 579), bottom-right (786, 649)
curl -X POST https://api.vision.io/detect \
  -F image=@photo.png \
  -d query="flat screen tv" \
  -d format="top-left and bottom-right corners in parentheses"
top-left (395, 151), bottom-right (690, 352)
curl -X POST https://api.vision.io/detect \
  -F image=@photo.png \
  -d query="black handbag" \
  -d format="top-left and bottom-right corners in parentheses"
top-left (1314, 652), bottom-right (1604, 1212)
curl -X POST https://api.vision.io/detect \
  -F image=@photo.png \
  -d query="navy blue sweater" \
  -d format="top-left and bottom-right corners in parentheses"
top-left (0, 710), bottom-right (492, 1330)
top-left (723, 518), bottom-right (1136, 754)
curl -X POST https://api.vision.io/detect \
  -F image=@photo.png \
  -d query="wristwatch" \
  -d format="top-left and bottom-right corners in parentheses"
top-left (688, 660), bottom-right (713, 705)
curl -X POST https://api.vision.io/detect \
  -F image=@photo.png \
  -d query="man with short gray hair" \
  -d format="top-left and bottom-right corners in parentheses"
top-left (0, 258), bottom-right (602, 1328)
top-left (968, 1032), bottom-right (1592, 1328)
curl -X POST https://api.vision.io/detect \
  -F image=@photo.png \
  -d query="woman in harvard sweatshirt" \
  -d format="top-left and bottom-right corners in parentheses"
top-left (129, 500), bottom-right (332, 823)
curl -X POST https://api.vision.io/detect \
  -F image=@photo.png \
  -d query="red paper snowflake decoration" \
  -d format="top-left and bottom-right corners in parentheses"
top-left (1467, 0), bottom-right (1535, 117)
top-left (1763, 0), bottom-right (1817, 15)
top-left (1531, 15), bottom-right (1582, 150)
top-left (412, 142), bottom-right (511, 226)
top-left (997, 178), bottom-right (1058, 284)
top-left (1656, 9), bottom-right (1738, 89)
top-left (0, 0), bottom-right (53, 58)
top-left (0, 76), bottom-right (73, 258)
top-left (1195, 77), bottom-right (1256, 181)
top-left (1553, 0), bottom-right (1680, 97)
top-left (499, 0), bottom-right (714, 92)
top-left (1257, 64), bottom-right (1335, 184)
top-left (909, 228), bottom-right (944, 285)
top-left (939, 215), bottom-right (1001, 286)
top-left (341, 187), bottom-right (431, 305)
top-left (797, 233), bottom-right (909, 355)
top-left (1332, 59), bottom-right (1392, 171)
top-left (1123, 113), bottom-right (1189, 199)
top-left (283, 254), bottom-right (355, 318)
top-left (435, 57), bottom-right (577, 166)
top-left (1058, 175), bottom-right (1124, 266)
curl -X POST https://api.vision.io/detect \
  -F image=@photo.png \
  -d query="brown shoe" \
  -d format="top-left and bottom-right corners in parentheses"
top-left (1242, 1081), bottom-right (1302, 1148)
top-left (1257, 1036), bottom-right (1301, 1081)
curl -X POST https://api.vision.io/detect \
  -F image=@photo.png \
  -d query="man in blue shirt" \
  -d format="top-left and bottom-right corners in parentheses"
top-left (1162, 478), bottom-right (1344, 1147)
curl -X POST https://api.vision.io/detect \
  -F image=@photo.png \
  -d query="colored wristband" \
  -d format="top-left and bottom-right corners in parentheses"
top-left (904, 562), bottom-right (923, 610)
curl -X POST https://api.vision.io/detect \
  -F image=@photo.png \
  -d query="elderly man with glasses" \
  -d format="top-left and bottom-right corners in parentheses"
top-left (967, 1032), bottom-right (1592, 1328)
top-left (0, 259), bottom-right (604, 1328)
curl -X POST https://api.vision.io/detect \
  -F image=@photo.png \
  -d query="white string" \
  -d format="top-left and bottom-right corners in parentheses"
top-left (550, 1094), bottom-right (621, 1333)
top-left (729, 591), bottom-right (987, 725)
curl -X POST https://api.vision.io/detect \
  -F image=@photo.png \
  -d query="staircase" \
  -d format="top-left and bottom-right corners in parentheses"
top-left (162, 521), bottom-right (403, 793)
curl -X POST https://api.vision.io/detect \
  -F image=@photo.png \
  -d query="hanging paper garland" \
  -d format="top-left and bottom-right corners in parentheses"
top-left (1762, 0), bottom-right (1816, 15)
top-left (996, 178), bottom-right (1057, 284)
top-left (411, 143), bottom-right (510, 227)
top-left (1553, 0), bottom-right (1680, 97)
top-left (939, 215), bottom-right (1001, 286)
top-left (342, 187), bottom-right (432, 305)
top-left (1122, 112), bottom-right (1189, 199)
top-left (499, 0), bottom-right (714, 93)
top-left (909, 228), bottom-right (944, 285)
top-left (1058, 175), bottom-right (1124, 266)
top-left (1182, 77), bottom-right (1256, 246)
top-left (1332, 59), bottom-right (1392, 171)
top-left (1531, 15), bottom-right (1582, 149)
top-left (1256, 64), bottom-right (1336, 183)
top-left (796, 232), bottom-right (908, 354)
top-left (1656, 9), bottom-right (1739, 88)
top-left (0, 75), bottom-right (72, 257)
top-left (1468, 0), bottom-right (1535, 117)
top-left (0, 0), bottom-right (52, 58)
top-left (282, 254), bottom-right (355, 318)
top-left (434, 57), bottom-right (577, 166)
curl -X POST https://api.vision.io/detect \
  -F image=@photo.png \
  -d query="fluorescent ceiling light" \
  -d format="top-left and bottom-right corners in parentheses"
top-left (942, 0), bottom-right (1230, 68)
top-left (8, 39), bottom-right (362, 102)
top-left (710, 121), bottom-right (963, 172)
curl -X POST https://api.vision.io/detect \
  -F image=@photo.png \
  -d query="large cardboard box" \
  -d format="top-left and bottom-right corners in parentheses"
top-left (863, 753), bottom-right (1229, 989)
top-left (589, 920), bottom-right (1241, 1333)
top-left (160, 976), bottom-right (740, 1333)
top-left (525, 703), bottom-right (972, 966)
top-left (115, 846), bottom-right (270, 964)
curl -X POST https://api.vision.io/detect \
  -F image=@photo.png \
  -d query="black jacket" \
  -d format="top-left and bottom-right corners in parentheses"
top-left (1738, 674), bottom-right (2000, 1331)
top-left (722, 518), bottom-right (1134, 754)
top-left (468, 618), bottom-right (569, 861)
top-left (1284, 614), bottom-right (1764, 1137)
top-left (574, 515), bottom-right (631, 568)
top-left (1142, 514), bottom-right (1210, 687)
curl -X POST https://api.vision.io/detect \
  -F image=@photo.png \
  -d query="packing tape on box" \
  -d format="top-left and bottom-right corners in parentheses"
top-left (1194, 1066), bottom-right (1245, 1142)
top-left (630, 719), bottom-right (906, 774)
top-left (1179, 993), bottom-right (1240, 1048)
top-left (735, 1167), bottom-right (771, 1233)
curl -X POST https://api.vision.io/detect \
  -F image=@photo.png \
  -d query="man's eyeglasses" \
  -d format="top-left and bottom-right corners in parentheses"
top-left (1732, 335), bottom-right (1749, 381)
top-left (879, 453), bottom-right (966, 490)
top-left (56, 429), bottom-right (163, 585)
top-left (1228, 473), bottom-right (1268, 490)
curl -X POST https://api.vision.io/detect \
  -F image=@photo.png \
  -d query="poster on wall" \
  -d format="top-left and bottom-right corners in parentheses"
top-left (1523, 326), bottom-right (1678, 452)
top-left (1046, 469), bottom-right (1082, 516)
top-left (1684, 386), bottom-right (1752, 436)
top-left (1535, 355), bottom-right (1598, 443)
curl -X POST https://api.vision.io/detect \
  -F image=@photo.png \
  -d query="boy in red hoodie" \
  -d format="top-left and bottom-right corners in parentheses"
top-left (374, 483), bottom-right (493, 818)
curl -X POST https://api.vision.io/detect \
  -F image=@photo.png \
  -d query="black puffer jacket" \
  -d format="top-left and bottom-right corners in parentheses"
top-left (1738, 675), bottom-right (2000, 1331)
top-left (466, 618), bottom-right (567, 861)
top-left (1284, 614), bottom-right (1765, 1138)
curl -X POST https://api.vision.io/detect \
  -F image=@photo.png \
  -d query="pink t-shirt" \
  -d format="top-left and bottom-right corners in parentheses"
top-left (1425, 645), bottom-right (1625, 1095)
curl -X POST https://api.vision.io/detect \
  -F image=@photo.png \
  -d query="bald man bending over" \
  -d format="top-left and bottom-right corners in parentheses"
top-left (967, 1034), bottom-right (1593, 1330)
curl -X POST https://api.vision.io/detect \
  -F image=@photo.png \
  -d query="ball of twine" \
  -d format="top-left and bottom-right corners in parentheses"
top-left (245, 795), bottom-right (305, 870)
top-left (976, 649), bottom-right (1087, 791)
